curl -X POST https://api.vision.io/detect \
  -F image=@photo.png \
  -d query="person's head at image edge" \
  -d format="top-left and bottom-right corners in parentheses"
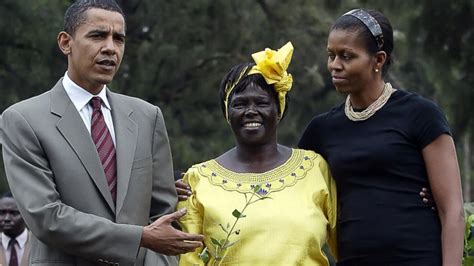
top-left (0, 192), bottom-right (26, 239)
top-left (57, 0), bottom-right (126, 95)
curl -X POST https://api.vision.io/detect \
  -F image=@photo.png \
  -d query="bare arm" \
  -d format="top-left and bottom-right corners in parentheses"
top-left (422, 134), bottom-right (464, 266)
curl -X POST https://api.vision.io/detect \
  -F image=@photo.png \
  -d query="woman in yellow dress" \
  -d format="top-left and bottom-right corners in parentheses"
top-left (177, 42), bottom-right (337, 265)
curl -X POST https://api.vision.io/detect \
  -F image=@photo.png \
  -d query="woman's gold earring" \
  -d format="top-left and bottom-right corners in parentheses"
top-left (375, 69), bottom-right (379, 73)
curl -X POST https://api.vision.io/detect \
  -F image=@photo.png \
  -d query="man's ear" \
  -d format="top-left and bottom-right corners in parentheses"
top-left (57, 31), bottom-right (72, 55)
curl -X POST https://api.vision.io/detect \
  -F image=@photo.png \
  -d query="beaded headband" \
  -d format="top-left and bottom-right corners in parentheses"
top-left (344, 9), bottom-right (384, 50)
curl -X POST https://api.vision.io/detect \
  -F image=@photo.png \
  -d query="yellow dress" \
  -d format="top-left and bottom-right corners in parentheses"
top-left (178, 149), bottom-right (337, 266)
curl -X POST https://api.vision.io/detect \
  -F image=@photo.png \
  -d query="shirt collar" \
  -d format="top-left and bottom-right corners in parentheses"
top-left (62, 72), bottom-right (112, 112)
top-left (2, 229), bottom-right (28, 249)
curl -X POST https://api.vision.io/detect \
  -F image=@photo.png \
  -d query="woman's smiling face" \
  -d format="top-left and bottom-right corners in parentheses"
top-left (227, 82), bottom-right (280, 146)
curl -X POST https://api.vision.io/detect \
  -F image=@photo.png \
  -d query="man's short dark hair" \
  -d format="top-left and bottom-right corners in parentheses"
top-left (64, 0), bottom-right (125, 36)
top-left (1, 191), bottom-right (13, 199)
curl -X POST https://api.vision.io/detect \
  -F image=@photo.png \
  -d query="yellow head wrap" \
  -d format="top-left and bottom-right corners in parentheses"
top-left (224, 42), bottom-right (294, 120)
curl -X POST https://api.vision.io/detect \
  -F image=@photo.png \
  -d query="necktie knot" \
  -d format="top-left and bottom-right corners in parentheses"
top-left (90, 97), bottom-right (102, 111)
top-left (8, 238), bottom-right (17, 248)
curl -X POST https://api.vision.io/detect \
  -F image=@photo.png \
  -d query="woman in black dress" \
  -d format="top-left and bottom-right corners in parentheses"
top-left (298, 8), bottom-right (464, 266)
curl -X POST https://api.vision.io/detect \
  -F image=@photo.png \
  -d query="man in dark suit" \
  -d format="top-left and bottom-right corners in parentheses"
top-left (0, 192), bottom-right (30, 266)
top-left (1, 0), bottom-right (203, 265)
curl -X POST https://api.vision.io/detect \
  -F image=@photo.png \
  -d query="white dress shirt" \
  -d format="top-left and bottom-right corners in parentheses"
top-left (2, 229), bottom-right (28, 264)
top-left (62, 72), bottom-right (116, 145)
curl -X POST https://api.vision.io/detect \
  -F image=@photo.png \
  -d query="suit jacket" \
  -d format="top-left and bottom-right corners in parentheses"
top-left (0, 114), bottom-right (3, 145)
top-left (0, 231), bottom-right (31, 266)
top-left (1, 79), bottom-right (178, 265)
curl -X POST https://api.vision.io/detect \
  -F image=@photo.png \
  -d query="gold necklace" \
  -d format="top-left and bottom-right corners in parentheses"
top-left (344, 82), bottom-right (396, 121)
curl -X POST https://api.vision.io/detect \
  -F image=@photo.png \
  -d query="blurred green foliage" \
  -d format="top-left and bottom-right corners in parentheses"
top-left (464, 203), bottom-right (474, 265)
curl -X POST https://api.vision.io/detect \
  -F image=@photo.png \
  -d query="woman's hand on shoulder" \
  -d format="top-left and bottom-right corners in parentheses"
top-left (175, 178), bottom-right (192, 201)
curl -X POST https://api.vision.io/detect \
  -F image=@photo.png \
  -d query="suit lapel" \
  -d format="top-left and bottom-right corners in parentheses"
top-left (20, 232), bottom-right (31, 266)
top-left (51, 80), bottom-right (116, 213)
top-left (0, 241), bottom-right (6, 265)
top-left (108, 91), bottom-right (137, 215)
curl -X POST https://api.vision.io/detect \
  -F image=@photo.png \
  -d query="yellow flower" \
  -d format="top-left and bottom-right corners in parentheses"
top-left (248, 42), bottom-right (294, 116)
top-left (223, 42), bottom-right (294, 120)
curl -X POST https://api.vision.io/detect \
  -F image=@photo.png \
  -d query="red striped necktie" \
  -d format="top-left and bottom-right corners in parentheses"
top-left (90, 97), bottom-right (117, 204)
top-left (8, 238), bottom-right (18, 266)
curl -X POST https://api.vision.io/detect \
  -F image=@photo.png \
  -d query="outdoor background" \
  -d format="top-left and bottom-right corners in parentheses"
top-left (0, 0), bottom-right (473, 202)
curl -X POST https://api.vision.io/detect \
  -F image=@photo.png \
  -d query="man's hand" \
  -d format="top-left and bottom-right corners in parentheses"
top-left (175, 179), bottom-right (192, 201)
top-left (141, 208), bottom-right (204, 255)
top-left (419, 187), bottom-right (437, 211)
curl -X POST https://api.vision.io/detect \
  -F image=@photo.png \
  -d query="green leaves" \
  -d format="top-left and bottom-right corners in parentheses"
top-left (211, 237), bottom-right (221, 247)
top-left (464, 214), bottom-right (474, 265)
top-left (223, 240), bottom-right (240, 249)
top-left (232, 209), bottom-right (246, 218)
top-left (200, 187), bottom-right (272, 265)
top-left (466, 215), bottom-right (474, 240)
top-left (198, 247), bottom-right (210, 263)
top-left (218, 223), bottom-right (229, 233)
top-left (210, 237), bottom-right (227, 249)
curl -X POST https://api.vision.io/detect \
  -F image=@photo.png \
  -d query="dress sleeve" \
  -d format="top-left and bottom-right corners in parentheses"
top-left (411, 97), bottom-right (451, 149)
top-left (177, 168), bottom-right (205, 266)
top-left (318, 155), bottom-right (338, 261)
top-left (298, 119), bottom-right (317, 150)
top-left (298, 114), bottom-right (326, 153)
